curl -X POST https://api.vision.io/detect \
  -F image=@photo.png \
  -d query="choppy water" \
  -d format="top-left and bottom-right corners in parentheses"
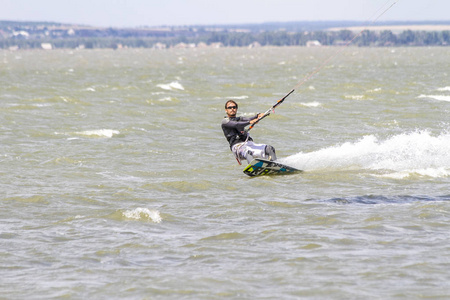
top-left (1, 47), bottom-right (450, 299)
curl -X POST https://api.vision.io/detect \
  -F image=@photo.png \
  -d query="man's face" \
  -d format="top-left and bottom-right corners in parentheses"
top-left (225, 102), bottom-right (237, 118)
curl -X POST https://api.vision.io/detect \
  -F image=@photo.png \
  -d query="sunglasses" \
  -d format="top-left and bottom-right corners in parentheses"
top-left (226, 106), bottom-right (237, 109)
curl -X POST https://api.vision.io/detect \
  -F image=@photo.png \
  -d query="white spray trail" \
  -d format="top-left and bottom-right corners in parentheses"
top-left (283, 131), bottom-right (450, 178)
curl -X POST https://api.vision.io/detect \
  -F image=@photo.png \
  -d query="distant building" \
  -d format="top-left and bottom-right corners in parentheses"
top-left (306, 40), bottom-right (322, 47)
top-left (153, 42), bottom-right (166, 49)
top-left (41, 43), bottom-right (53, 50)
top-left (12, 31), bottom-right (30, 38)
top-left (210, 42), bottom-right (224, 48)
top-left (174, 42), bottom-right (187, 49)
top-left (248, 42), bottom-right (261, 49)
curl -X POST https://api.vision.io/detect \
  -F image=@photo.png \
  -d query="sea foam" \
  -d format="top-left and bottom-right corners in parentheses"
top-left (54, 129), bottom-right (120, 138)
top-left (75, 129), bottom-right (119, 138)
top-left (156, 81), bottom-right (185, 91)
top-left (376, 168), bottom-right (450, 179)
top-left (228, 96), bottom-right (249, 100)
top-left (418, 94), bottom-right (450, 102)
top-left (300, 101), bottom-right (322, 107)
top-left (283, 130), bottom-right (450, 178)
top-left (122, 208), bottom-right (162, 223)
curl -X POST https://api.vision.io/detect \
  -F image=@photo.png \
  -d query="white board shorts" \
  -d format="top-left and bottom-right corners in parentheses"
top-left (232, 141), bottom-right (275, 164)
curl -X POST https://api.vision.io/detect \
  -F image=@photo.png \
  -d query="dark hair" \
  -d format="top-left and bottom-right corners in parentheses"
top-left (225, 100), bottom-right (238, 109)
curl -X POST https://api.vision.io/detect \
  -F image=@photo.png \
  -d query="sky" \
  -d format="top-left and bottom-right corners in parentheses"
top-left (1, 0), bottom-right (449, 28)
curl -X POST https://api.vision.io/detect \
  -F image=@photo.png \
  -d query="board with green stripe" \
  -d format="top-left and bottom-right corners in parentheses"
top-left (243, 158), bottom-right (301, 177)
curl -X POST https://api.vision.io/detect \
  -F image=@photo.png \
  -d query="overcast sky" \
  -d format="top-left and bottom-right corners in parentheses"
top-left (1, 0), bottom-right (449, 28)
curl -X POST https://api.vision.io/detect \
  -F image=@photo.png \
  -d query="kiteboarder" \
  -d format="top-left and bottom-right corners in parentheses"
top-left (221, 100), bottom-right (277, 164)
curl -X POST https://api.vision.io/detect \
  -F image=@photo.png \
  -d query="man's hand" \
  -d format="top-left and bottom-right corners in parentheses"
top-left (249, 113), bottom-right (265, 124)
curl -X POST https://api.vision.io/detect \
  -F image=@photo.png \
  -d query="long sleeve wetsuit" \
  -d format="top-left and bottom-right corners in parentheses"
top-left (221, 115), bottom-right (258, 149)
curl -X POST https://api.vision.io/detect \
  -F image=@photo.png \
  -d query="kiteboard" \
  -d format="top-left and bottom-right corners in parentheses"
top-left (243, 158), bottom-right (301, 177)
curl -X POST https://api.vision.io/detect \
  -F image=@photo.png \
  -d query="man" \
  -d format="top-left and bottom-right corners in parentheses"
top-left (221, 100), bottom-right (277, 164)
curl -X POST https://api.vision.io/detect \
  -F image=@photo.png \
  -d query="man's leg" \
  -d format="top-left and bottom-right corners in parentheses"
top-left (244, 142), bottom-right (277, 163)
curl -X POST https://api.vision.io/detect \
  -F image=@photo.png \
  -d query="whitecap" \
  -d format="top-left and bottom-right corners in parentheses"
top-left (411, 168), bottom-right (450, 178)
top-left (75, 129), bottom-right (119, 138)
top-left (300, 101), bottom-right (322, 107)
top-left (228, 96), bottom-right (249, 100)
top-left (437, 87), bottom-right (450, 91)
top-left (418, 94), bottom-right (450, 102)
top-left (34, 103), bottom-right (52, 107)
top-left (376, 172), bottom-right (411, 180)
top-left (123, 208), bottom-right (162, 223)
top-left (283, 131), bottom-right (450, 178)
top-left (377, 168), bottom-right (450, 179)
top-left (157, 81), bottom-right (185, 91)
top-left (344, 95), bottom-right (365, 100)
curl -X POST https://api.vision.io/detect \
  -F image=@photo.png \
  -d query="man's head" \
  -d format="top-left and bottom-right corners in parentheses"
top-left (225, 100), bottom-right (238, 118)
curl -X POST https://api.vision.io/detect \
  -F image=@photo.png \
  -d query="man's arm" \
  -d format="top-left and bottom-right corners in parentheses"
top-left (222, 118), bottom-right (251, 131)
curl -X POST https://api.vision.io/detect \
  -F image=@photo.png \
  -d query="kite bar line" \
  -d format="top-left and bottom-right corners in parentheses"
top-left (247, 88), bottom-right (295, 131)
top-left (247, 0), bottom-right (400, 132)
top-left (292, 0), bottom-right (400, 91)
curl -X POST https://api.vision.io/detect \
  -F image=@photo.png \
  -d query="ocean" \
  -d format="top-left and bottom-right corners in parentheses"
top-left (1, 46), bottom-right (450, 299)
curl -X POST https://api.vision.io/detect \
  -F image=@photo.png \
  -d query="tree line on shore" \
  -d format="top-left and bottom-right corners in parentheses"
top-left (2, 30), bottom-right (449, 50)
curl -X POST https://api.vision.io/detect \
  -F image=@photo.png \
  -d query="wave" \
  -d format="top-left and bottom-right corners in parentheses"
top-left (283, 130), bottom-right (450, 178)
top-left (156, 81), bottom-right (185, 91)
top-left (300, 101), bottom-right (322, 107)
top-left (74, 129), bottom-right (120, 138)
top-left (157, 97), bottom-right (174, 102)
top-left (122, 208), bottom-right (162, 223)
top-left (344, 95), bottom-right (368, 100)
top-left (324, 195), bottom-right (450, 205)
top-left (418, 94), bottom-right (450, 102)
top-left (55, 129), bottom-right (119, 138)
top-left (228, 96), bottom-right (249, 100)
top-left (374, 168), bottom-right (450, 179)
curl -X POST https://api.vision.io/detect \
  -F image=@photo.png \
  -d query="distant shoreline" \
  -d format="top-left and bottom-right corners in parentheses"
top-left (2, 20), bottom-right (450, 49)
top-left (329, 25), bottom-right (450, 33)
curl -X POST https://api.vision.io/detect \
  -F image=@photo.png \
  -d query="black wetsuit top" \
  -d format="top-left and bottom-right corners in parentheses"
top-left (221, 115), bottom-right (258, 149)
